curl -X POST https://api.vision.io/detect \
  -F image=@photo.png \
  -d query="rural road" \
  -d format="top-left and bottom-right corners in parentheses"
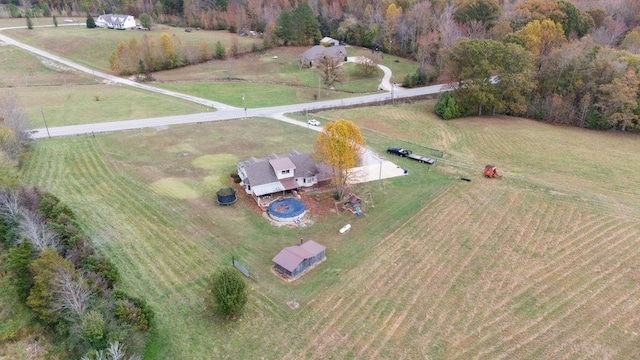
top-left (0, 26), bottom-right (448, 139)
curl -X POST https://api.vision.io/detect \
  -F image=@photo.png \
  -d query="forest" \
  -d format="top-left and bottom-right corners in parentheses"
top-left (3, 0), bottom-right (640, 130)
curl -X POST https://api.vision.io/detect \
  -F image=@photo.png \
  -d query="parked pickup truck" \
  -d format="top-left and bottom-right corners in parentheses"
top-left (387, 147), bottom-right (412, 157)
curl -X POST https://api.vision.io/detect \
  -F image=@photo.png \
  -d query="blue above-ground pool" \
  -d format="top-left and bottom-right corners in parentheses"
top-left (268, 198), bottom-right (306, 223)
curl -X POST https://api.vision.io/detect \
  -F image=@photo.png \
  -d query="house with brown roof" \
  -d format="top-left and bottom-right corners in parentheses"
top-left (273, 240), bottom-right (326, 278)
top-left (236, 150), bottom-right (332, 197)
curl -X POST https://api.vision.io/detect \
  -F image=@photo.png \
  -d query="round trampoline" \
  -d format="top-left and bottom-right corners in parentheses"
top-left (268, 198), bottom-right (306, 223)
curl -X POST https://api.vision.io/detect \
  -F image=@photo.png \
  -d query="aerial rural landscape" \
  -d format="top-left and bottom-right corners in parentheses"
top-left (1, 0), bottom-right (639, 359)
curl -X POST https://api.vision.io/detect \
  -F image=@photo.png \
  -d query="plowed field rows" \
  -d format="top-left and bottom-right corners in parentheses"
top-left (273, 180), bottom-right (640, 359)
top-left (21, 110), bottom-right (640, 359)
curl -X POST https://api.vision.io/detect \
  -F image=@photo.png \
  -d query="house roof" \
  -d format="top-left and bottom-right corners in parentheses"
top-left (301, 45), bottom-right (347, 64)
top-left (280, 177), bottom-right (299, 190)
top-left (238, 151), bottom-right (319, 188)
top-left (269, 157), bottom-right (296, 172)
top-left (320, 37), bottom-right (339, 46)
top-left (272, 240), bottom-right (326, 272)
top-left (98, 14), bottom-right (133, 25)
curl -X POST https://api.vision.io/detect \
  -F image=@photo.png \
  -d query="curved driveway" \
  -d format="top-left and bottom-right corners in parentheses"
top-left (0, 27), bottom-right (447, 139)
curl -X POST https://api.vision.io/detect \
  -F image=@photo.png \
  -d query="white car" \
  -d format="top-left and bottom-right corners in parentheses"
top-left (63, 19), bottom-right (73, 23)
top-left (307, 119), bottom-right (321, 126)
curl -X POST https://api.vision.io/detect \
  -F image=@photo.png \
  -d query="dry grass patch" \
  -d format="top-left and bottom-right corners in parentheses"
top-left (150, 178), bottom-right (202, 199)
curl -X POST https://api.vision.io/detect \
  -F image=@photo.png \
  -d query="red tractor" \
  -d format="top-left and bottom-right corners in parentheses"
top-left (484, 164), bottom-right (500, 178)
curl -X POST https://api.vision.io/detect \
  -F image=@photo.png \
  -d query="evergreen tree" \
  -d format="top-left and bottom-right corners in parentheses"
top-left (86, 14), bottom-right (96, 28)
top-left (206, 267), bottom-right (248, 319)
top-left (26, 15), bottom-right (33, 30)
top-left (6, 240), bottom-right (36, 302)
top-left (53, 16), bottom-right (58, 27)
top-left (435, 92), bottom-right (463, 120)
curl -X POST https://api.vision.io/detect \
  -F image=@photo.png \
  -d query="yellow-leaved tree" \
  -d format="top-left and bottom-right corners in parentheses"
top-left (313, 119), bottom-right (365, 199)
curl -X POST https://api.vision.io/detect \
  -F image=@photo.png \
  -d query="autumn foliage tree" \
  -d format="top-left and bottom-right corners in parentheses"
top-left (445, 38), bottom-right (534, 116)
top-left (515, 19), bottom-right (566, 58)
top-left (313, 119), bottom-right (365, 199)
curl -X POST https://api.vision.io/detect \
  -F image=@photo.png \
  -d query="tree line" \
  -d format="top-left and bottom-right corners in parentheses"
top-left (0, 187), bottom-right (154, 358)
top-left (436, 0), bottom-right (640, 131)
top-left (7, 0), bottom-right (640, 130)
top-left (1, 103), bottom-right (153, 358)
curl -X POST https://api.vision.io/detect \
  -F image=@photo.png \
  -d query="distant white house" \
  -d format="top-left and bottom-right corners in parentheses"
top-left (320, 37), bottom-right (340, 47)
top-left (96, 14), bottom-right (136, 29)
top-left (236, 150), bottom-right (332, 197)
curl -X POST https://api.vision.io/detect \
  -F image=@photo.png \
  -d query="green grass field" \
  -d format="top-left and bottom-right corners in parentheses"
top-left (21, 100), bottom-right (640, 358)
top-left (0, 24), bottom-right (409, 124)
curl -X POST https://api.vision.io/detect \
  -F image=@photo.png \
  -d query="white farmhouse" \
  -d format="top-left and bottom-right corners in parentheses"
top-left (96, 14), bottom-right (137, 29)
top-left (236, 150), bottom-right (332, 198)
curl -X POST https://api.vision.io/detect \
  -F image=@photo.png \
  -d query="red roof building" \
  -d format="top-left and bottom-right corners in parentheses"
top-left (273, 240), bottom-right (326, 279)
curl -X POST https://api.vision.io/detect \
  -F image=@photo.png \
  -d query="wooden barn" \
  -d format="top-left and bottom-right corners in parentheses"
top-left (272, 240), bottom-right (326, 279)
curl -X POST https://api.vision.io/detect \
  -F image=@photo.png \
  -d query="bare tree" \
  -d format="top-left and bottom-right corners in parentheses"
top-left (463, 20), bottom-right (488, 39)
top-left (81, 341), bottom-right (141, 360)
top-left (315, 56), bottom-right (345, 94)
top-left (354, 56), bottom-right (378, 76)
top-left (0, 190), bottom-right (21, 224)
top-left (591, 19), bottom-right (628, 47)
top-left (0, 93), bottom-right (31, 161)
top-left (52, 267), bottom-right (92, 317)
top-left (18, 209), bottom-right (60, 251)
top-left (437, 5), bottom-right (463, 50)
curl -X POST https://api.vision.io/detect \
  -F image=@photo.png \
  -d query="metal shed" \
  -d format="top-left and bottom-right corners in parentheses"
top-left (273, 240), bottom-right (326, 278)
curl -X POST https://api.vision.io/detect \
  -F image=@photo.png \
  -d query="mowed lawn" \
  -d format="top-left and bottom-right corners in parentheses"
top-left (22, 103), bottom-right (640, 359)
top-left (0, 43), bottom-right (212, 127)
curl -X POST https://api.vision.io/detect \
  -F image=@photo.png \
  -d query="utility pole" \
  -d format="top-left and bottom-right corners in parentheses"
top-left (242, 93), bottom-right (246, 118)
top-left (391, 83), bottom-right (394, 104)
top-left (40, 107), bottom-right (50, 138)
top-left (379, 159), bottom-right (383, 189)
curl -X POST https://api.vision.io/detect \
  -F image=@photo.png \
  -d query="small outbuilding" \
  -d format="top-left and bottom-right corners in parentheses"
top-left (272, 240), bottom-right (326, 279)
top-left (216, 187), bottom-right (237, 205)
top-left (484, 164), bottom-right (500, 178)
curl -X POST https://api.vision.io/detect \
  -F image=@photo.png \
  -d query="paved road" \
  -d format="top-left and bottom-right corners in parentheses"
top-left (0, 26), bottom-right (448, 139)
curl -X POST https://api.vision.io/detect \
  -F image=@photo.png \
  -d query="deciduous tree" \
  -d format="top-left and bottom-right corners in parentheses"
top-left (52, 267), bottom-right (92, 317)
top-left (27, 248), bottom-right (75, 324)
top-left (454, 0), bottom-right (501, 29)
top-left (515, 19), bottom-right (566, 58)
top-left (316, 55), bottom-right (346, 92)
top-left (446, 38), bottom-right (534, 116)
top-left (206, 267), bottom-right (247, 319)
top-left (597, 67), bottom-right (640, 131)
top-left (19, 209), bottom-right (60, 251)
top-left (313, 119), bottom-right (365, 198)
top-left (139, 13), bottom-right (151, 29)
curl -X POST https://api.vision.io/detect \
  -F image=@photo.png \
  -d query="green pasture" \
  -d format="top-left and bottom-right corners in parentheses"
top-left (4, 24), bottom-right (262, 71)
top-left (22, 113), bottom-right (449, 358)
top-left (1, 85), bottom-right (209, 127)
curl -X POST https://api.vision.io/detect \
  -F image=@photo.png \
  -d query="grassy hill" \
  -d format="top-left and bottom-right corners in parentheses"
top-left (20, 101), bottom-right (640, 359)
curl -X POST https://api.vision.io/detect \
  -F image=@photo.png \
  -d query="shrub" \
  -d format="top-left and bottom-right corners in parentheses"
top-left (81, 310), bottom-right (106, 348)
top-left (230, 173), bottom-right (241, 183)
top-left (435, 91), bottom-right (463, 120)
top-left (206, 267), bottom-right (248, 319)
top-left (112, 290), bottom-right (154, 331)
